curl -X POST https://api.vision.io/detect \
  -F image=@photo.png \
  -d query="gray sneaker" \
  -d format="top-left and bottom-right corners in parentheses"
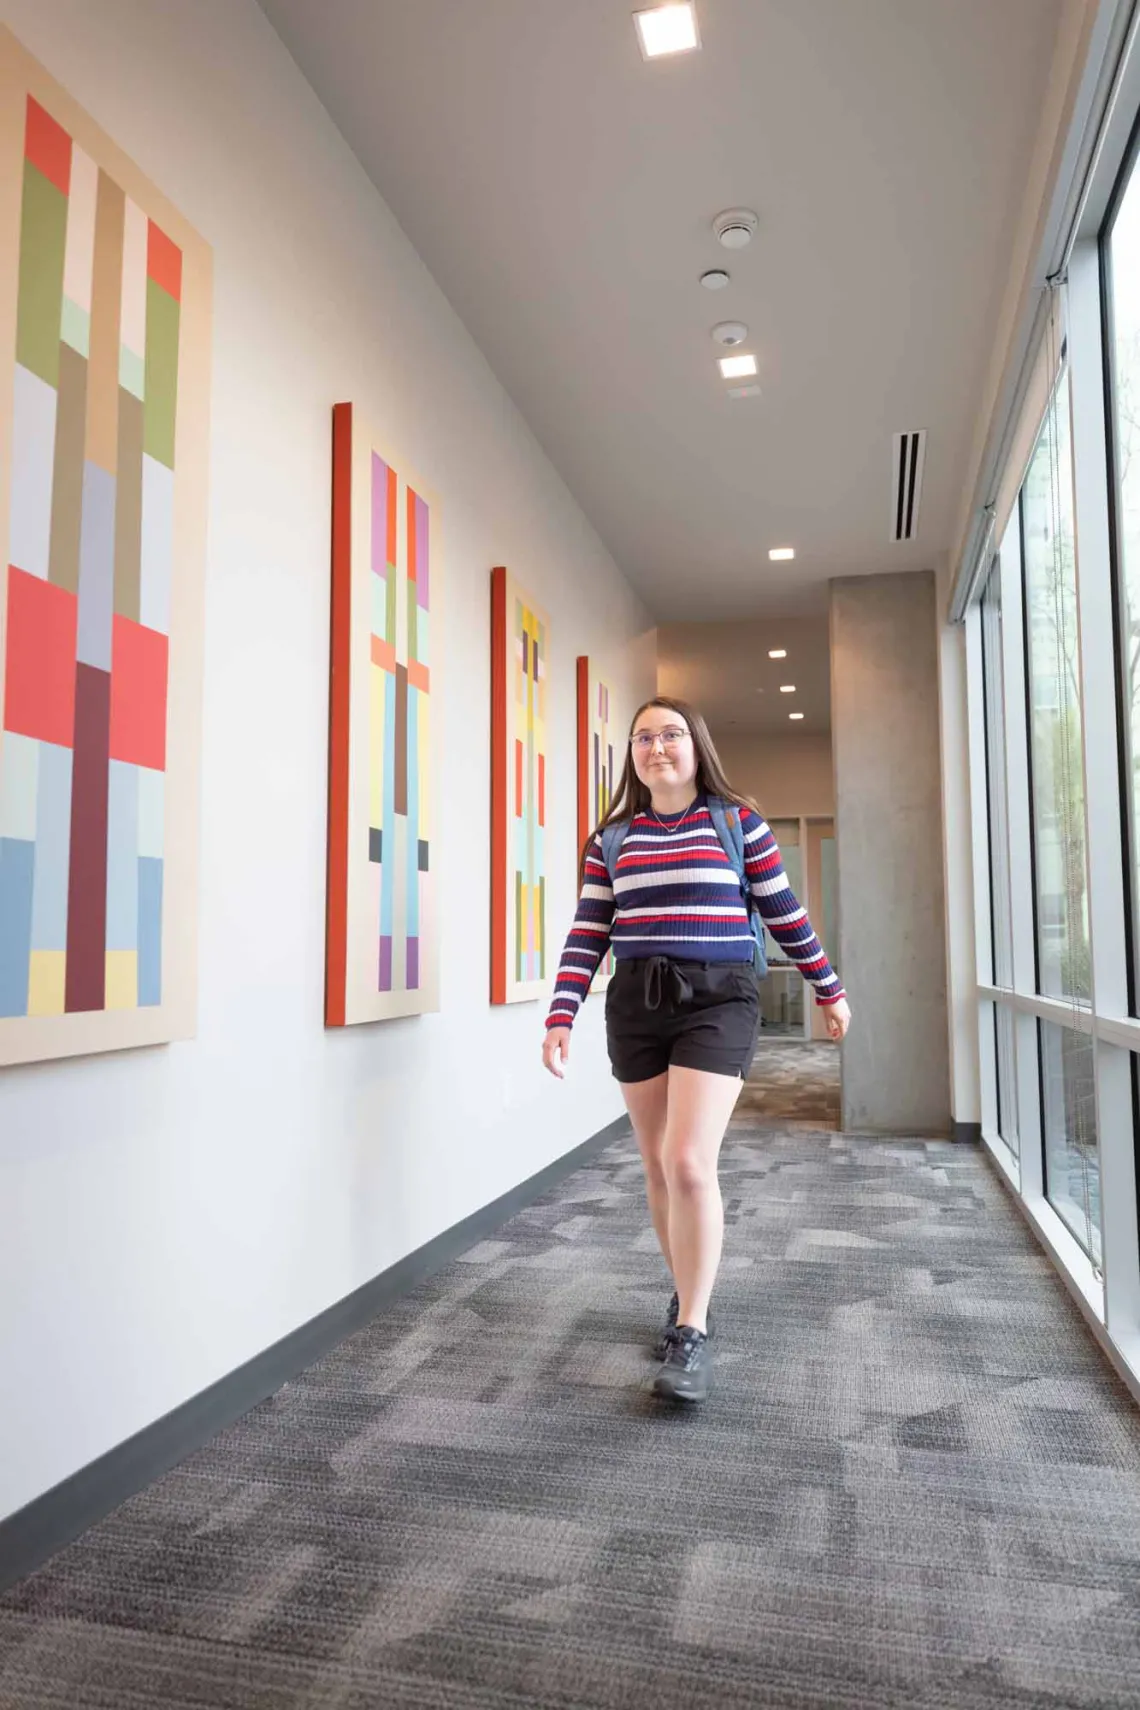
top-left (652, 1324), bottom-right (713, 1403)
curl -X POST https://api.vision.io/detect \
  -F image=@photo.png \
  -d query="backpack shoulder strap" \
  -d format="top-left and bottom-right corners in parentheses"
top-left (707, 796), bottom-right (746, 882)
top-left (598, 819), bottom-right (631, 884)
top-left (709, 797), bottom-right (768, 975)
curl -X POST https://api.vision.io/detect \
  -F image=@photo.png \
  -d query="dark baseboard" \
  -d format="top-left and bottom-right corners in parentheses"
top-left (953, 1121), bottom-right (982, 1145)
top-left (0, 1113), bottom-right (629, 1595)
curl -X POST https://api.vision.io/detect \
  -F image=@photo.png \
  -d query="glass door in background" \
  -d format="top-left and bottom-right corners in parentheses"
top-left (759, 819), bottom-right (806, 1036)
top-left (806, 819), bottom-right (837, 1041)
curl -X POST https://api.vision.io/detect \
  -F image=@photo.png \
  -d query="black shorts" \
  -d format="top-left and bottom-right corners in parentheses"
top-left (605, 956), bottom-right (761, 1083)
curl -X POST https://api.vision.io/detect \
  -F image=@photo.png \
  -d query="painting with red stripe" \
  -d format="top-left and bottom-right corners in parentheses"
top-left (576, 656), bottom-right (616, 991)
top-left (325, 403), bottom-right (440, 1025)
top-left (0, 27), bottom-right (211, 1067)
top-left (490, 568), bottom-right (549, 1005)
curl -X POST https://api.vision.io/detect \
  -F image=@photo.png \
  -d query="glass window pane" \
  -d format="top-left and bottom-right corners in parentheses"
top-left (995, 1002), bottom-right (1019, 1158)
top-left (1040, 1022), bottom-right (1101, 1268)
top-left (1106, 153), bottom-right (1140, 1011)
top-left (981, 550), bottom-right (1015, 988)
top-left (1022, 367), bottom-right (1091, 1003)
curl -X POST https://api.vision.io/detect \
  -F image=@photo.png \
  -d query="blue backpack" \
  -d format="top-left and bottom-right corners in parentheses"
top-left (599, 795), bottom-right (768, 977)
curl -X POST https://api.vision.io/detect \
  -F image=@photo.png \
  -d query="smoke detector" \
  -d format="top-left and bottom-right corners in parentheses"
top-left (712, 321), bottom-right (748, 346)
top-left (713, 208), bottom-right (758, 249)
top-left (700, 268), bottom-right (731, 290)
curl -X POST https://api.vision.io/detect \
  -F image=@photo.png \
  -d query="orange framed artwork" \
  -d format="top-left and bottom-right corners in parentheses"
top-left (0, 28), bottom-right (211, 1067)
top-left (490, 566), bottom-right (548, 1005)
top-left (326, 403), bottom-right (440, 1025)
top-left (576, 655), bottom-right (616, 991)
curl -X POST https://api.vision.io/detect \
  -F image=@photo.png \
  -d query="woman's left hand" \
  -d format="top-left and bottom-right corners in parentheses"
top-left (823, 997), bottom-right (851, 1040)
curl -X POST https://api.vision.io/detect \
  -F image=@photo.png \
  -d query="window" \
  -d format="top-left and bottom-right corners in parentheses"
top-left (981, 551), bottom-right (1014, 990)
top-left (1040, 1022), bottom-right (1102, 1267)
top-left (1021, 366), bottom-right (1091, 1004)
top-left (961, 19), bottom-right (1140, 1388)
top-left (994, 1006), bottom-right (1020, 1156)
top-left (980, 550), bottom-right (1021, 1155)
top-left (1106, 142), bottom-right (1140, 1010)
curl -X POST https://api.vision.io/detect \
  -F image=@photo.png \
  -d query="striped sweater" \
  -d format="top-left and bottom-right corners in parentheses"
top-left (546, 795), bottom-right (845, 1030)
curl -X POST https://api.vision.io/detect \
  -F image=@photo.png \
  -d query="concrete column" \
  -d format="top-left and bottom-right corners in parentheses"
top-left (830, 571), bottom-right (951, 1134)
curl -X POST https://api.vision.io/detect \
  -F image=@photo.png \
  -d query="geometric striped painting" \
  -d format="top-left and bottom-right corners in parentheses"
top-left (490, 565), bottom-right (548, 1005)
top-left (576, 655), bottom-right (615, 991)
top-left (326, 403), bottom-right (439, 1024)
top-left (0, 29), bottom-right (210, 1067)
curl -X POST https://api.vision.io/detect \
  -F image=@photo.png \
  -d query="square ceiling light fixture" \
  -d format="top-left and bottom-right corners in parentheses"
top-left (768, 547), bottom-right (795, 561)
top-left (718, 353), bottom-right (757, 380)
top-left (634, 4), bottom-right (700, 58)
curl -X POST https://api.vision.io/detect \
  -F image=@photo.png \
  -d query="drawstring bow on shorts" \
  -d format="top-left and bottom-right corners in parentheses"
top-left (643, 956), bottom-right (693, 1012)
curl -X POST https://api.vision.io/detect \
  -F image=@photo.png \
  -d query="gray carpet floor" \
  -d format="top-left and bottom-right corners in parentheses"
top-left (4, 1040), bottom-right (1140, 1709)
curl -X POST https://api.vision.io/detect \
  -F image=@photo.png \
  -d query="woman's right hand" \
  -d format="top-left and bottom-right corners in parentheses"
top-left (543, 1027), bottom-right (571, 1079)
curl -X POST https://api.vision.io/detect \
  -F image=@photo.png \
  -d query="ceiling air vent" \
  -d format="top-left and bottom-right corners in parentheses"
top-left (890, 429), bottom-right (926, 543)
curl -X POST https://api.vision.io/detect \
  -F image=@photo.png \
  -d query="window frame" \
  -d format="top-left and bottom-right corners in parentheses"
top-left (960, 2), bottom-right (1140, 1397)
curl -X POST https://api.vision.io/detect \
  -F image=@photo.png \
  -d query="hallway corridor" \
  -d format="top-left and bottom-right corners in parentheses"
top-left (4, 1046), bottom-right (1140, 1708)
top-left (736, 1038), bottom-right (842, 1129)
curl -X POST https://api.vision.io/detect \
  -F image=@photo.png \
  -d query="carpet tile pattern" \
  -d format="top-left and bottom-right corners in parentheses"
top-left (3, 1042), bottom-right (1140, 1708)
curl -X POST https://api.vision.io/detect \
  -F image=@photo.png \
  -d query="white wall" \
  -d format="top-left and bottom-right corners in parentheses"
top-left (0, 0), bottom-right (655, 1521)
top-left (711, 732), bottom-right (835, 820)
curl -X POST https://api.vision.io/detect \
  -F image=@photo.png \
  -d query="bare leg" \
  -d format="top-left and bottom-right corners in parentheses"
top-left (662, 1065), bottom-right (744, 1334)
top-left (619, 1074), bottom-right (672, 1276)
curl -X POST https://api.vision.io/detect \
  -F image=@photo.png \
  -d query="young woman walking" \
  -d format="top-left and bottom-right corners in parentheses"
top-left (541, 697), bottom-right (851, 1404)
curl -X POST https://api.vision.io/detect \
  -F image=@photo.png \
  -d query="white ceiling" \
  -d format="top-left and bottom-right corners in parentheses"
top-left (659, 616), bottom-right (831, 734)
top-left (261, 0), bottom-right (1063, 620)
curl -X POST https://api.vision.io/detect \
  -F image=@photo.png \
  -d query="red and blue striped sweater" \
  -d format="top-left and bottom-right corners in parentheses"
top-left (546, 795), bottom-right (845, 1030)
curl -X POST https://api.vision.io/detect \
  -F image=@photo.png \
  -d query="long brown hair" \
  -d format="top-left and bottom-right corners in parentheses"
top-left (579, 696), bottom-right (757, 883)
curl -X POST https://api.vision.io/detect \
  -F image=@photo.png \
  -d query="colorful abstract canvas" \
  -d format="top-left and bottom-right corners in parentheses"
top-left (0, 29), bottom-right (210, 1067)
top-left (491, 566), bottom-right (548, 1005)
top-left (326, 404), bottom-right (439, 1024)
top-left (577, 655), bottom-right (616, 991)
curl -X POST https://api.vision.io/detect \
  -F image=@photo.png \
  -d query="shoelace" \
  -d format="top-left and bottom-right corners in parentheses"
top-left (663, 1327), bottom-right (706, 1370)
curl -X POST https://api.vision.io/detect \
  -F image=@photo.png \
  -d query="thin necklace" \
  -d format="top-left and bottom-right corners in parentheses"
top-left (648, 796), bottom-right (697, 834)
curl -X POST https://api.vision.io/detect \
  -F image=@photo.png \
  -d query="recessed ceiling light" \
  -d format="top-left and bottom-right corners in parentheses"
top-left (700, 268), bottom-right (730, 290)
top-left (789, 712), bottom-right (805, 721)
top-left (780, 685), bottom-right (796, 694)
top-left (718, 353), bottom-right (757, 380)
top-left (768, 649), bottom-right (787, 659)
top-left (634, 4), bottom-right (699, 59)
top-left (768, 547), bottom-right (795, 561)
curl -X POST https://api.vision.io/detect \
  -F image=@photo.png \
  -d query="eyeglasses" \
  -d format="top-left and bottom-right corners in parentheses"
top-left (631, 726), bottom-right (690, 751)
